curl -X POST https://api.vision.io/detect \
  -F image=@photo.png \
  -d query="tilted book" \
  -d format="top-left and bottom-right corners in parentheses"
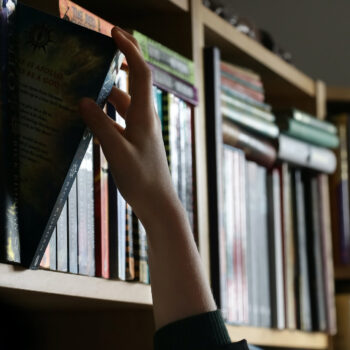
top-left (1, 1), bottom-right (122, 268)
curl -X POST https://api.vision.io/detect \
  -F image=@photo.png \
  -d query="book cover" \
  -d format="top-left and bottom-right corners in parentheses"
top-left (221, 70), bottom-right (264, 94)
top-left (67, 177), bottom-right (78, 274)
top-left (1, 2), bottom-right (121, 268)
top-left (138, 220), bottom-right (150, 284)
top-left (133, 30), bottom-right (194, 85)
top-left (277, 118), bottom-right (339, 148)
top-left (222, 120), bottom-right (277, 168)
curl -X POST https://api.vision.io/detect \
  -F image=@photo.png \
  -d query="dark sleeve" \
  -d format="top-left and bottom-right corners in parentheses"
top-left (154, 310), bottom-right (249, 350)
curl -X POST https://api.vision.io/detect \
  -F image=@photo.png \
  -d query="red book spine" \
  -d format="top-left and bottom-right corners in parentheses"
top-left (221, 76), bottom-right (264, 102)
top-left (220, 62), bottom-right (263, 88)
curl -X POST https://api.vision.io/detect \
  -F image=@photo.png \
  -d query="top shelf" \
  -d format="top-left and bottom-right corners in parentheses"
top-left (200, 6), bottom-right (316, 102)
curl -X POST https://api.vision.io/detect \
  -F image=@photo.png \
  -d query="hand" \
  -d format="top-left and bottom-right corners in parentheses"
top-left (79, 27), bottom-right (178, 227)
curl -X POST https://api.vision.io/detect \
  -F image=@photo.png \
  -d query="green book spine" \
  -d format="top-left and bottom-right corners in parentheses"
top-left (221, 71), bottom-right (264, 93)
top-left (134, 30), bottom-right (194, 85)
top-left (156, 87), bottom-right (163, 125)
top-left (278, 109), bottom-right (337, 134)
top-left (280, 119), bottom-right (339, 148)
top-left (221, 93), bottom-right (275, 122)
top-left (162, 92), bottom-right (171, 167)
top-left (221, 103), bottom-right (279, 139)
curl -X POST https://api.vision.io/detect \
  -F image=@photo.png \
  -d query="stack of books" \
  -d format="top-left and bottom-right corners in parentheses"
top-left (204, 50), bottom-right (338, 333)
top-left (1, 1), bottom-right (197, 284)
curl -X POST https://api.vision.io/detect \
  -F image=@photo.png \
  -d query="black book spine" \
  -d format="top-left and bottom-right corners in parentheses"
top-left (204, 47), bottom-right (224, 310)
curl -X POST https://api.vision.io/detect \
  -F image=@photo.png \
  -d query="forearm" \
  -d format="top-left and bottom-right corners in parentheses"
top-left (139, 191), bottom-right (217, 330)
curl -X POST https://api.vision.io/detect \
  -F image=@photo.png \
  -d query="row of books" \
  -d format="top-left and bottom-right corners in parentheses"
top-left (221, 146), bottom-right (336, 332)
top-left (329, 114), bottom-right (350, 266)
top-left (0, 1), bottom-right (197, 271)
top-left (204, 47), bottom-right (337, 333)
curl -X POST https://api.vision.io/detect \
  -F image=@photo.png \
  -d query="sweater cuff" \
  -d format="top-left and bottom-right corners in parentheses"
top-left (154, 310), bottom-right (232, 350)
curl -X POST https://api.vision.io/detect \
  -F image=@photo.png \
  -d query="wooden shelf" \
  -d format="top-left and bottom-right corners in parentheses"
top-left (0, 264), bottom-right (152, 307)
top-left (201, 6), bottom-right (317, 111)
top-left (327, 85), bottom-right (350, 102)
top-left (227, 325), bottom-right (328, 349)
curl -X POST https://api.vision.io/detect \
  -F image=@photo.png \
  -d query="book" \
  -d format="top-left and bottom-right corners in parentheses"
top-left (222, 120), bottom-right (277, 168)
top-left (93, 137), bottom-right (109, 279)
top-left (67, 177), bottom-right (78, 274)
top-left (221, 104), bottom-right (279, 139)
top-left (277, 118), bottom-right (339, 148)
top-left (221, 93), bottom-right (275, 122)
top-left (0, 1), bottom-right (122, 268)
top-left (148, 63), bottom-right (198, 106)
top-left (277, 134), bottom-right (336, 174)
top-left (133, 30), bottom-right (194, 85)
top-left (49, 227), bottom-right (57, 271)
top-left (276, 108), bottom-right (337, 135)
top-left (292, 169), bottom-right (312, 331)
top-left (125, 203), bottom-right (134, 281)
top-left (21, 0), bottom-right (113, 36)
top-left (204, 47), bottom-right (225, 310)
top-left (77, 140), bottom-right (95, 276)
top-left (56, 200), bottom-right (68, 272)
top-left (267, 169), bottom-right (285, 329)
top-left (329, 115), bottom-right (350, 265)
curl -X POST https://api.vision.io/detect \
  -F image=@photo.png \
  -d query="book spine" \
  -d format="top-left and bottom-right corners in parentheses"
top-left (132, 212), bottom-right (140, 281)
top-left (125, 203), bottom-right (135, 281)
top-left (108, 168), bottom-right (118, 279)
top-left (49, 227), bottom-right (57, 271)
top-left (59, 0), bottom-right (113, 36)
top-left (94, 139), bottom-right (109, 278)
top-left (155, 87), bottom-right (163, 124)
top-left (318, 175), bottom-right (337, 334)
top-left (222, 120), bottom-right (277, 168)
top-left (291, 109), bottom-right (337, 134)
top-left (221, 93), bottom-right (274, 122)
top-left (267, 169), bottom-right (285, 329)
top-left (220, 62), bottom-right (262, 87)
top-left (138, 220), bottom-right (150, 284)
top-left (221, 70), bottom-right (264, 93)
top-left (283, 119), bottom-right (339, 148)
top-left (221, 85), bottom-right (271, 112)
top-left (221, 76), bottom-right (264, 102)
top-left (134, 30), bottom-right (195, 85)
top-left (56, 201), bottom-right (68, 272)
top-left (148, 63), bottom-right (198, 106)
top-left (280, 163), bottom-right (297, 329)
top-left (117, 190), bottom-right (126, 281)
top-left (1, 3), bottom-right (20, 264)
top-left (68, 178), bottom-right (78, 274)
top-left (169, 94), bottom-right (180, 193)
top-left (40, 245), bottom-right (50, 269)
top-left (278, 134), bottom-right (336, 174)
top-left (293, 170), bottom-right (312, 331)
top-left (221, 104), bottom-right (279, 139)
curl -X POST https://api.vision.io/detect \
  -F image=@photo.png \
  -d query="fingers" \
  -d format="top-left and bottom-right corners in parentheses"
top-left (79, 98), bottom-right (126, 153)
top-left (111, 27), bottom-right (153, 109)
top-left (113, 27), bottom-right (141, 52)
top-left (108, 86), bottom-right (131, 119)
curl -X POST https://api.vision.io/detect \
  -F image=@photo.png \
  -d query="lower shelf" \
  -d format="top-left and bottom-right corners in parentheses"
top-left (227, 325), bottom-right (329, 349)
top-left (0, 263), bottom-right (152, 307)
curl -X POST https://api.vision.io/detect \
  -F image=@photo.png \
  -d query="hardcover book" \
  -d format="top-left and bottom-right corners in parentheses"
top-left (0, 1), bottom-right (122, 268)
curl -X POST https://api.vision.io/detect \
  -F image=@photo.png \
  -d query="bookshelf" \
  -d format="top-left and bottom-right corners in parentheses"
top-left (1, 0), bottom-right (334, 349)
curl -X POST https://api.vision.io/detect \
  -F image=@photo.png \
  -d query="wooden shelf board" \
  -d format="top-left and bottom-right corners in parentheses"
top-left (327, 85), bottom-right (350, 102)
top-left (227, 325), bottom-right (328, 349)
top-left (0, 263), bottom-right (152, 307)
top-left (201, 6), bottom-right (316, 103)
